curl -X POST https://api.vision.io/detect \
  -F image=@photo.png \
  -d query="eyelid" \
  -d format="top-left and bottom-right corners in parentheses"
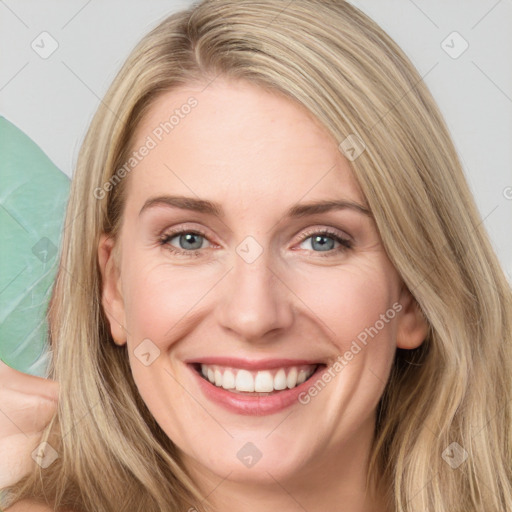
top-left (293, 225), bottom-right (352, 244)
top-left (159, 222), bottom-right (213, 239)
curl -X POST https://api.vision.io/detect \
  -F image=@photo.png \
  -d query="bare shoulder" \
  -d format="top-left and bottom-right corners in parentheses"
top-left (5, 500), bottom-right (56, 511)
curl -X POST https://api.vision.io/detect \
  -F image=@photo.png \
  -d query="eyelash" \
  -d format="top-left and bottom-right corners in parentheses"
top-left (158, 226), bottom-right (353, 258)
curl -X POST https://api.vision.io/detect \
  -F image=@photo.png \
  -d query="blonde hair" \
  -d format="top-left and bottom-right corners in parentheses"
top-left (3, 1), bottom-right (512, 510)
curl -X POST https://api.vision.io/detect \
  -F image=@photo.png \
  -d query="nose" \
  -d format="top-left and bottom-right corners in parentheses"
top-left (215, 248), bottom-right (295, 344)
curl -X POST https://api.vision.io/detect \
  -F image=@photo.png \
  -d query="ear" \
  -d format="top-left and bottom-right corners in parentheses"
top-left (395, 284), bottom-right (429, 349)
top-left (98, 233), bottom-right (126, 346)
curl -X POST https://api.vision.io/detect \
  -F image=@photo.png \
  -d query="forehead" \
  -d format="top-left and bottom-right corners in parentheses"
top-left (126, 78), bottom-right (365, 213)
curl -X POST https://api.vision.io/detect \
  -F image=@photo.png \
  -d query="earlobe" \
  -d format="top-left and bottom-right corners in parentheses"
top-left (395, 285), bottom-right (429, 350)
top-left (98, 233), bottom-right (127, 346)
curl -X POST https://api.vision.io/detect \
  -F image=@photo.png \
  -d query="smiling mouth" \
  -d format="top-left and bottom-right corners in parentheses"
top-left (191, 362), bottom-right (325, 395)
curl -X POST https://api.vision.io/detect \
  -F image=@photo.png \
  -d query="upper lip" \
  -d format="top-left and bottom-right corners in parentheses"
top-left (185, 357), bottom-right (326, 371)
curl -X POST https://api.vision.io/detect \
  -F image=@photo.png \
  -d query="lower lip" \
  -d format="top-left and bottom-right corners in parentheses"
top-left (188, 363), bottom-right (326, 415)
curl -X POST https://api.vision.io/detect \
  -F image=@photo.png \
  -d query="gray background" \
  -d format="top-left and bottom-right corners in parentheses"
top-left (1, 0), bottom-right (511, 278)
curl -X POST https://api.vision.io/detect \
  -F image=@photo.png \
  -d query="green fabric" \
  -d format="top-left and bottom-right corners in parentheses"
top-left (0, 116), bottom-right (69, 377)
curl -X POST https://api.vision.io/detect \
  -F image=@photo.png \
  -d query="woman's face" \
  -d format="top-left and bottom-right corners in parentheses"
top-left (99, 77), bottom-right (427, 490)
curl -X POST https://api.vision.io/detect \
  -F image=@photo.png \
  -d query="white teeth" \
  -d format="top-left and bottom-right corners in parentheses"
top-left (287, 367), bottom-right (298, 389)
top-left (274, 369), bottom-right (287, 390)
top-left (199, 364), bottom-right (317, 393)
top-left (221, 369), bottom-right (235, 389)
top-left (236, 369), bottom-right (254, 392)
top-left (254, 371), bottom-right (274, 392)
top-left (297, 370), bottom-right (307, 385)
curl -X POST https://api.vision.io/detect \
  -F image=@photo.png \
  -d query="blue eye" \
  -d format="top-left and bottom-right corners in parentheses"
top-left (159, 228), bottom-right (352, 258)
top-left (297, 229), bottom-right (352, 257)
top-left (160, 230), bottom-right (211, 256)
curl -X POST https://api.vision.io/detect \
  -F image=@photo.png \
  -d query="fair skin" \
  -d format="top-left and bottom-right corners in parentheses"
top-left (0, 361), bottom-right (58, 490)
top-left (1, 361), bottom-right (58, 512)
top-left (99, 78), bottom-right (427, 512)
top-left (5, 77), bottom-right (427, 511)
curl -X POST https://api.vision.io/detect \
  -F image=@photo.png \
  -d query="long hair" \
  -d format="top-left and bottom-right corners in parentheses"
top-left (3, 1), bottom-right (511, 510)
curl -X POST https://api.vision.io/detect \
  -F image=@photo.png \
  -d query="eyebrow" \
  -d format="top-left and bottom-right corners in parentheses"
top-left (139, 195), bottom-right (372, 218)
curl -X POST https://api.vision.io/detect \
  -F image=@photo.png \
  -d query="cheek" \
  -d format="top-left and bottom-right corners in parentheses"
top-left (291, 261), bottom-right (399, 404)
top-left (120, 259), bottom-right (215, 442)
top-left (288, 265), bottom-right (399, 437)
top-left (122, 257), bottom-right (218, 346)
top-left (291, 260), bottom-right (398, 345)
